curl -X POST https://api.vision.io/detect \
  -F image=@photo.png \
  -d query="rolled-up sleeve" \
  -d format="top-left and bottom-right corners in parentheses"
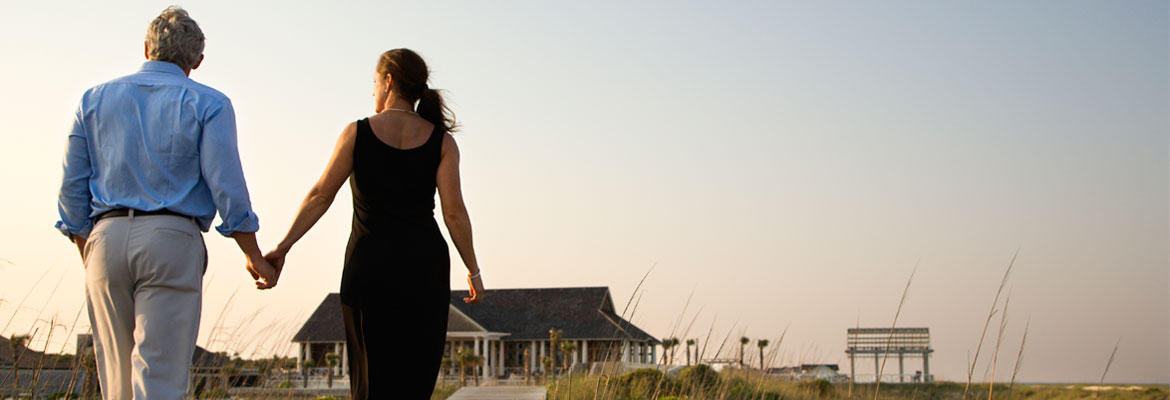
top-left (199, 98), bottom-right (260, 236)
top-left (56, 104), bottom-right (94, 238)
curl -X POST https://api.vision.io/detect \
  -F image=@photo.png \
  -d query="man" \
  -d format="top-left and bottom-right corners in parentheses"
top-left (55, 7), bottom-right (278, 399)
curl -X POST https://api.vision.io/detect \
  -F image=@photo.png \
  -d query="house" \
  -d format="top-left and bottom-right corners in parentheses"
top-left (0, 335), bottom-right (83, 396)
top-left (766, 364), bottom-right (844, 382)
top-left (292, 287), bottom-right (660, 382)
top-left (74, 334), bottom-right (234, 397)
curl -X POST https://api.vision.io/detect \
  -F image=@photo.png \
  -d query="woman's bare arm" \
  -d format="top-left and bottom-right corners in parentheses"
top-left (265, 122), bottom-right (357, 272)
top-left (437, 134), bottom-right (484, 304)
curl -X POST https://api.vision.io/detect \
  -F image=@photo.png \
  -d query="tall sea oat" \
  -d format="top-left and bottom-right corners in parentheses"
top-left (964, 249), bottom-right (1017, 400)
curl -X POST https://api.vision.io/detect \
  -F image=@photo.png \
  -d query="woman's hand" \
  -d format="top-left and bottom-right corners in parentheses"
top-left (263, 248), bottom-right (287, 285)
top-left (463, 273), bottom-right (484, 304)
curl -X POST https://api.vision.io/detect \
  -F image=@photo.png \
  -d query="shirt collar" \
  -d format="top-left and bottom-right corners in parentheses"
top-left (140, 61), bottom-right (187, 76)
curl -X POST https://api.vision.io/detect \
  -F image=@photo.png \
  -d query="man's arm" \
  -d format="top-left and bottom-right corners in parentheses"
top-left (56, 102), bottom-right (93, 261)
top-left (200, 98), bottom-right (277, 288)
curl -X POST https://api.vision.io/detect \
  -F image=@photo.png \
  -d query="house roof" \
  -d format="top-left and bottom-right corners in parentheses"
top-left (191, 346), bottom-right (232, 368)
top-left (449, 287), bottom-right (659, 343)
top-left (0, 335), bottom-right (74, 369)
top-left (292, 293), bottom-right (346, 342)
top-left (293, 287), bottom-right (659, 344)
top-left (0, 335), bottom-right (225, 370)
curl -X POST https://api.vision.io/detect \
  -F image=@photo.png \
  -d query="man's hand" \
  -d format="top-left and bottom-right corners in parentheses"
top-left (247, 255), bottom-right (279, 290)
top-left (229, 231), bottom-right (279, 290)
top-left (72, 235), bottom-right (87, 262)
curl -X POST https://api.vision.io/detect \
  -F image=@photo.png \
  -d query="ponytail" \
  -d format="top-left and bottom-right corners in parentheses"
top-left (417, 88), bottom-right (457, 135)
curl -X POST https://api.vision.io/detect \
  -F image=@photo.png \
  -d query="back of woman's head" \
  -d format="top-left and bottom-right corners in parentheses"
top-left (377, 49), bottom-right (457, 135)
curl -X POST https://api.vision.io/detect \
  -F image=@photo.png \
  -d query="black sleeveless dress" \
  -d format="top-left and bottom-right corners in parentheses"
top-left (341, 118), bottom-right (450, 399)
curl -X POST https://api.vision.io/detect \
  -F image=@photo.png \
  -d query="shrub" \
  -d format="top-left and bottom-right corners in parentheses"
top-left (802, 378), bottom-right (833, 396)
top-left (678, 364), bottom-right (720, 394)
top-left (613, 368), bottom-right (673, 398)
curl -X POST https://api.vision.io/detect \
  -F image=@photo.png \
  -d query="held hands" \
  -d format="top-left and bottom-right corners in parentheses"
top-left (246, 254), bottom-right (279, 290)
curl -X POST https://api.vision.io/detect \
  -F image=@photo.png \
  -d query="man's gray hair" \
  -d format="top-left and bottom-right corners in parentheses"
top-left (145, 6), bottom-right (204, 70)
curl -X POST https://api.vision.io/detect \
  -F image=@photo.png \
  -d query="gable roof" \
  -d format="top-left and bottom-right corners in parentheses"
top-left (292, 293), bottom-right (345, 342)
top-left (293, 288), bottom-right (659, 344)
top-left (449, 287), bottom-right (659, 343)
top-left (0, 336), bottom-right (74, 369)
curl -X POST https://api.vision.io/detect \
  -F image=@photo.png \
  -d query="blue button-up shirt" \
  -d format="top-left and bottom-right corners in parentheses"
top-left (56, 61), bottom-right (259, 238)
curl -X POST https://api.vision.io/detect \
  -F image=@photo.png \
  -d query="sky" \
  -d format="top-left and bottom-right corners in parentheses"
top-left (0, 0), bottom-right (1166, 384)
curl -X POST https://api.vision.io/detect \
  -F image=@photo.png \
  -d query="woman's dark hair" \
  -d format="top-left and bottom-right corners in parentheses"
top-left (377, 48), bottom-right (457, 135)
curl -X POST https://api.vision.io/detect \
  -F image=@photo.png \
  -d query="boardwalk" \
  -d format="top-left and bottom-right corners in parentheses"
top-left (447, 386), bottom-right (547, 400)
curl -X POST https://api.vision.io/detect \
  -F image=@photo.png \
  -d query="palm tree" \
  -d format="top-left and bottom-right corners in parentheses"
top-left (325, 354), bottom-right (340, 389)
top-left (559, 341), bottom-right (577, 372)
top-left (548, 329), bottom-right (563, 376)
top-left (439, 357), bottom-right (453, 383)
top-left (660, 337), bottom-right (679, 365)
top-left (522, 348), bottom-right (532, 384)
top-left (685, 339), bottom-right (696, 366)
top-left (540, 356), bottom-right (552, 383)
top-left (301, 360), bottom-right (314, 388)
top-left (739, 337), bottom-right (750, 368)
top-left (457, 348), bottom-right (483, 386)
top-left (470, 354), bottom-right (484, 386)
top-left (8, 334), bottom-right (29, 392)
top-left (757, 339), bottom-right (770, 370)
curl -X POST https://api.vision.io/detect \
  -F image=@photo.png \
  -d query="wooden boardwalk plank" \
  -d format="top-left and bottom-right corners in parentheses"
top-left (447, 386), bottom-right (547, 400)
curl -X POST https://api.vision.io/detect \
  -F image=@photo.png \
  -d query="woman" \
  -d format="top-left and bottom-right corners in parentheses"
top-left (264, 48), bottom-right (484, 399)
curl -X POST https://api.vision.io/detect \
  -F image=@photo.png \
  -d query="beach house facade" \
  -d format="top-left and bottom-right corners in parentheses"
top-left (292, 287), bottom-right (660, 382)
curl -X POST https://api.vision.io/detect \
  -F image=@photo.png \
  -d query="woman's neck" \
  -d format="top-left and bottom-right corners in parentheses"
top-left (382, 96), bottom-right (414, 112)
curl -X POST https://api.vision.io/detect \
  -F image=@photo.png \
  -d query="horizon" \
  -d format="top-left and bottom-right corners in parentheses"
top-left (1, 0), bottom-right (1166, 385)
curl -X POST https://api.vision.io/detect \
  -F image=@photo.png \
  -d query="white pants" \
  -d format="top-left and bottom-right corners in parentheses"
top-left (84, 213), bottom-right (206, 400)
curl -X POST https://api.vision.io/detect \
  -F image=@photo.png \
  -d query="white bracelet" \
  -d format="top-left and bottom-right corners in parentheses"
top-left (468, 271), bottom-right (481, 279)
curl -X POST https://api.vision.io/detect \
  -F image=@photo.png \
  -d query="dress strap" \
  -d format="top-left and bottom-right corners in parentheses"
top-left (356, 118), bottom-right (373, 138)
top-left (426, 124), bottom-right (443, 147)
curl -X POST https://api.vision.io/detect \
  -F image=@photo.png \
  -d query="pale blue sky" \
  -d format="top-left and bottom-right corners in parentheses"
top-left (1, 1), bottom-right (1166, 384)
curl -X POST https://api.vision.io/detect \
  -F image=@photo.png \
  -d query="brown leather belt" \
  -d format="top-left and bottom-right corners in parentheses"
top-left (96, 208), bottom-right (191, 223)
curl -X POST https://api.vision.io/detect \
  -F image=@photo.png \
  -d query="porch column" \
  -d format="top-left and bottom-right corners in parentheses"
top-left (297, 342), bottom-right (305, 373)
top-left (621, 340), bottom-right (630, 362)
top-left (497, 341), bottom-right (505, 377)
top-left (582, 341), bottom-right (589, 364)
top-left (572, 341), bottom-right (579, 364)
top-left (651, 343), bottom-right (657, 365)
top-left (483, 338), bottom-right (492, 381)
top-left (530, 341), bottom-right (537, 372)
top-left (336, 341), bottom-right (343, 376)
top-left (923, 353), bottom-right (931, 382)
top-left (898, 351), bottom-right (905, 383)
top-left (535, 341), bottom-right (545, 371)
top-left (474, 338), bottom-right (482, 379)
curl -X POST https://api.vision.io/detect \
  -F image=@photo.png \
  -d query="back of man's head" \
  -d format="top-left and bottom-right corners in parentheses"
top-left (145, 6), bottom-right (204, 71)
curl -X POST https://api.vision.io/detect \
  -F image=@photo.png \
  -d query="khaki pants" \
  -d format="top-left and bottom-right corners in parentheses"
top-left (84, 213), bottom-right (206, 400)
